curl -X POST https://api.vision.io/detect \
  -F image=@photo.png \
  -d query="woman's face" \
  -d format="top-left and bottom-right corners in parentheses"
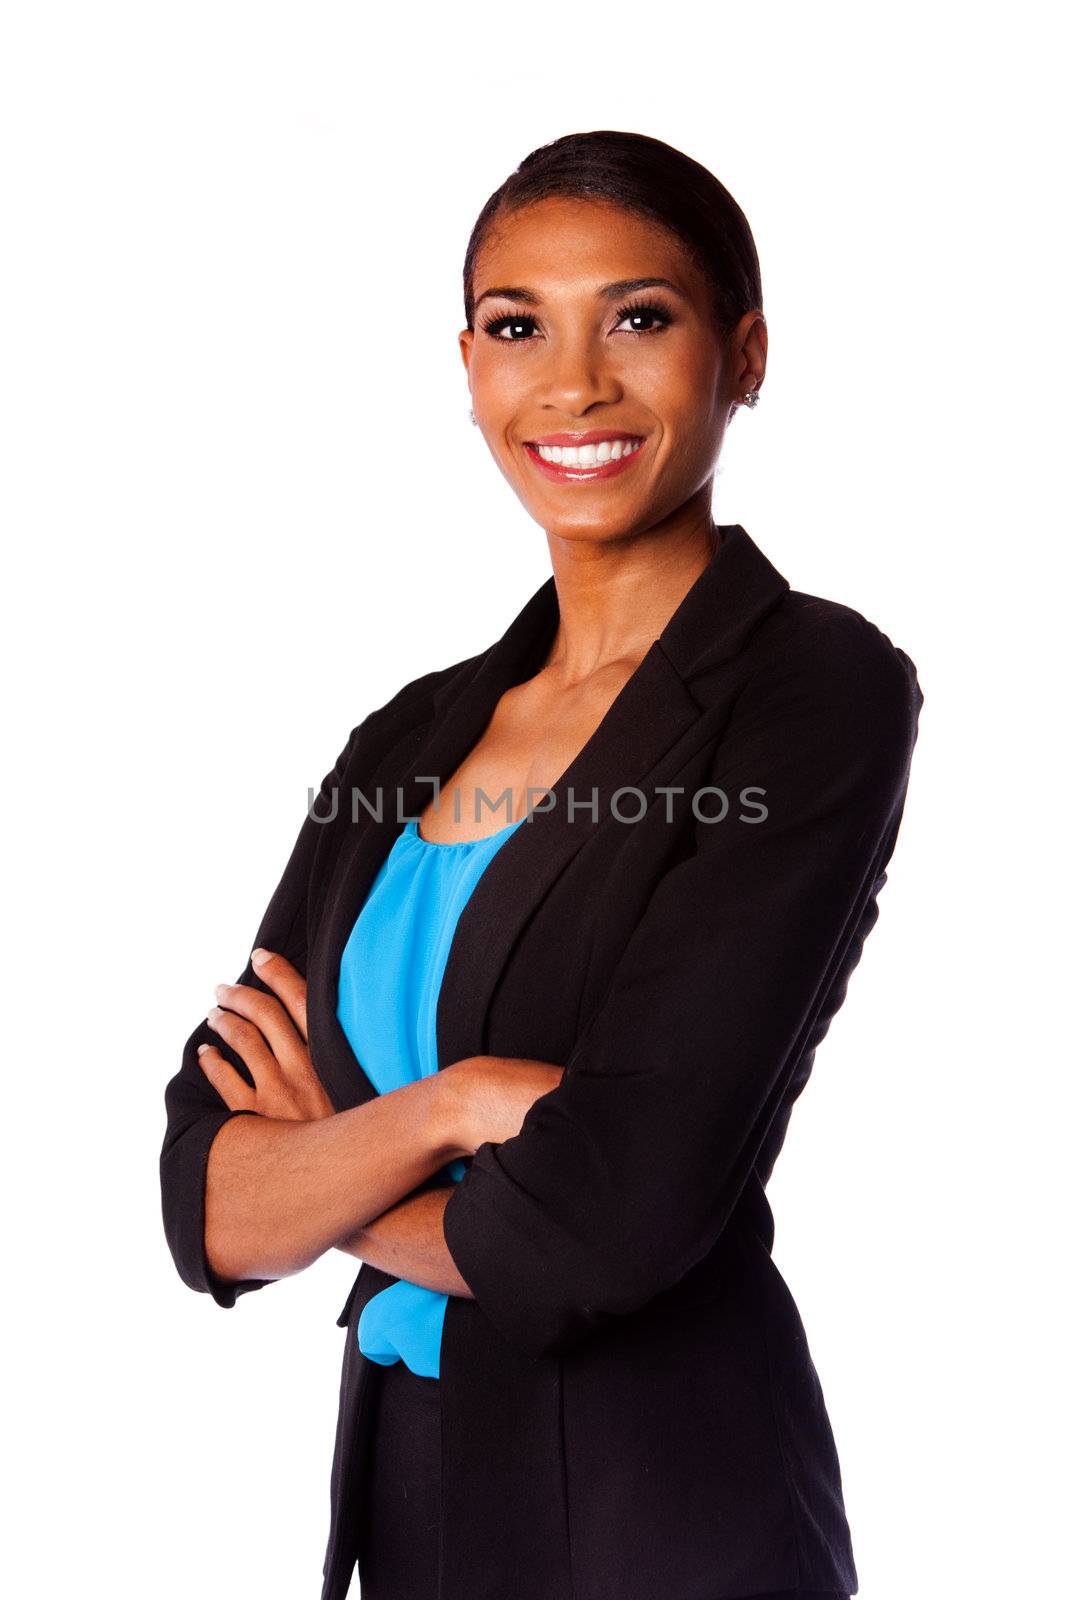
top-left (459, 195), bottom-right (764, 547)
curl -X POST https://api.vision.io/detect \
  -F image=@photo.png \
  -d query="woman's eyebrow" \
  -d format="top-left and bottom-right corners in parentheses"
top-left (472, 276), bottom-right (686, 313)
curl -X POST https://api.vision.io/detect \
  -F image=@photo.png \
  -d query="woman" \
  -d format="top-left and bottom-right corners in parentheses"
top-left (161, 130), bottom-right (923, 1600)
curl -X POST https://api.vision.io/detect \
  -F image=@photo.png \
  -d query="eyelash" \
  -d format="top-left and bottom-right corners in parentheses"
top-left (477, 297), bottom-right (675, 343)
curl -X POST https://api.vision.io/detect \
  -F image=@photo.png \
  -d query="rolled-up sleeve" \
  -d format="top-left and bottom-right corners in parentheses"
top-left (159, 721), bottom-right (364, 1308)
top-left (442, 614), bottom-right (924, 1358)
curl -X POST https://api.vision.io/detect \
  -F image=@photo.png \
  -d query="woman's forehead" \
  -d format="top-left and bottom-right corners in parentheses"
top-left (472, 199), bottom-right (701, 301)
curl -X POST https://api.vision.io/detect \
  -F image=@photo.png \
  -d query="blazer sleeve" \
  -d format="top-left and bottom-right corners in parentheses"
top-left (159, 720), bottom-right (365, 1308)
top-left (442, 613), bottom-right (924, 1359)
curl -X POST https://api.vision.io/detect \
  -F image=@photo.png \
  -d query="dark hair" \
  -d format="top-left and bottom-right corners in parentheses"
top-left (462, 129), bottom-right (762, 339)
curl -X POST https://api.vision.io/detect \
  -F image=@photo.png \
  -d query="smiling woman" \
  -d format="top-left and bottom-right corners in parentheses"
top-left (160, 129), bottom-right (922, 1600)
top-left (459, 172), bottom-right (766, 555)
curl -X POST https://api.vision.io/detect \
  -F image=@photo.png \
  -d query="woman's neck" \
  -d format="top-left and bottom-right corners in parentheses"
top-left (541, 512), bottom-right (722, 685)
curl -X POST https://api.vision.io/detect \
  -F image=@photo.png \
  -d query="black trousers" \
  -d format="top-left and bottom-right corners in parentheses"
top-left (357, 1358), bottom-right (442, 1600)
top-left (357, 1358), bottom-right (852, 1600)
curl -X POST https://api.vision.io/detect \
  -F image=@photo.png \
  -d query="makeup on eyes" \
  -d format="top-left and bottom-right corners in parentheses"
top-left (478, 297), bottom-right (675, 342)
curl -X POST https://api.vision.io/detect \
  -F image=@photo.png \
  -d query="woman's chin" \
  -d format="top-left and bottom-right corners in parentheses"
top-left (533, 512), bottom-right (650, 546)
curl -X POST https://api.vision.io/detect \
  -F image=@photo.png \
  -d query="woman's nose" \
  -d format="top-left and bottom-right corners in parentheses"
top-left (537, 334), bottom-right (622, 415)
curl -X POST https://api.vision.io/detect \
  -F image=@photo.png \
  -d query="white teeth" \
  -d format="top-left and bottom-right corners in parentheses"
top-left (534, 438), bottom-right (640, 466)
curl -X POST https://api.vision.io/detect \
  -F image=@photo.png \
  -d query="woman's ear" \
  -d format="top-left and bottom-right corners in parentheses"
top-left (732, 308), bottom-right (768, 404)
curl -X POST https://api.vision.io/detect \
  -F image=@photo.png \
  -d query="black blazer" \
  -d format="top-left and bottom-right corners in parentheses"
top-left (160, 524), bottom-right (923, 1600)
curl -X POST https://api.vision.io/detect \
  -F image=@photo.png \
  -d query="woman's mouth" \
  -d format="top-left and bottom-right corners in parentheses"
top-left (523, 433), bottom-right (647, 483)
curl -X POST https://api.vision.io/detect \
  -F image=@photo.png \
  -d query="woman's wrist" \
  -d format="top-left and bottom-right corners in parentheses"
top-left (429, 1058), bottom-right (480, 1162)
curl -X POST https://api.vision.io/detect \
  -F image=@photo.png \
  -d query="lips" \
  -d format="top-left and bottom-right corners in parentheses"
top-left (523, 431), bottom-right (648, 484)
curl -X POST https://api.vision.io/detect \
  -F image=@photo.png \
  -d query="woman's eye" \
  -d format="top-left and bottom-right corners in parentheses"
top-left (484, 315), bottom-right (540, 341)
top-left (616, 304), bottom-right (671, 334)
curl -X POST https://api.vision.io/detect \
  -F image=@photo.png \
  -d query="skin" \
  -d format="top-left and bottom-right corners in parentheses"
top-left (198, 194), bottom-right (767, 1295)
top-left (198, 953), bottom-right (559, 1290)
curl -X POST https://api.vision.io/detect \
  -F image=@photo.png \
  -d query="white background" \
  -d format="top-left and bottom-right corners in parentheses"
top-left (2, 5), bottom-right (1062, 1596)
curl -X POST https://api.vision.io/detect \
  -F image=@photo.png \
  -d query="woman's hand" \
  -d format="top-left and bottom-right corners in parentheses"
top-left (437, 1054), bottom-right (565, 1156)
top-left (196, 947), bottom-right (336, 1121)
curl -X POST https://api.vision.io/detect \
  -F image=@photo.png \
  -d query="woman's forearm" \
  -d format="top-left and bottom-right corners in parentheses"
top-left (336, 1187), bottom-right (474, 1297)
top-left (204, 1076), bottom-right (463, 1286)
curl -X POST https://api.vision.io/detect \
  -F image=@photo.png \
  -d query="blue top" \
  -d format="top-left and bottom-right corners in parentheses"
top-left (335, 812), bottom-right (525, 1379)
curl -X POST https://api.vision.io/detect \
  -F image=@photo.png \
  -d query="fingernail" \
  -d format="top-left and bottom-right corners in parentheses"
top-left (213, 983), bottom-right (228, 1001)
top-left (207, 1007), bottom-right (222, 1025)
top-left (197, 1043), bottom-right (211, 1056)
top-left (251, 947), bottom-right (271, 968)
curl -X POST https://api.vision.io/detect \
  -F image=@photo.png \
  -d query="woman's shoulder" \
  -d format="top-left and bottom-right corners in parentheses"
top-left (357, 645), bottom-right (491, 736)
top-left (677, 586), bottom-right (926, 796)
top-left (741, 586), bottom-right (924, 720)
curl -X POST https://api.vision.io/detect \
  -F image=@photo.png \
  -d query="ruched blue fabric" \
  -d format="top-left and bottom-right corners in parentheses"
top-left (335, 812), bottom-right (524, 1379)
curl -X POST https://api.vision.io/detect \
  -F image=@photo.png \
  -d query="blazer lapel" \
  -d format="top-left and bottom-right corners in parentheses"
top-left (307, 524), bottom-right (790, 1115)
top-left (436, 524), bottom-right (790, 1070)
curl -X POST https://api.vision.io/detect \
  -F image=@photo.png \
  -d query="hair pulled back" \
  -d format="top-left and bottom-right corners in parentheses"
top-left (462, 130), bottom-right (762, 340)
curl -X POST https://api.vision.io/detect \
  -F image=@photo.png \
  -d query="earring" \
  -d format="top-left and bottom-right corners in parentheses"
top-left (469, 407), bottom-right (478, 426)
top-left (742, 389), bottom-right (760, 408)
